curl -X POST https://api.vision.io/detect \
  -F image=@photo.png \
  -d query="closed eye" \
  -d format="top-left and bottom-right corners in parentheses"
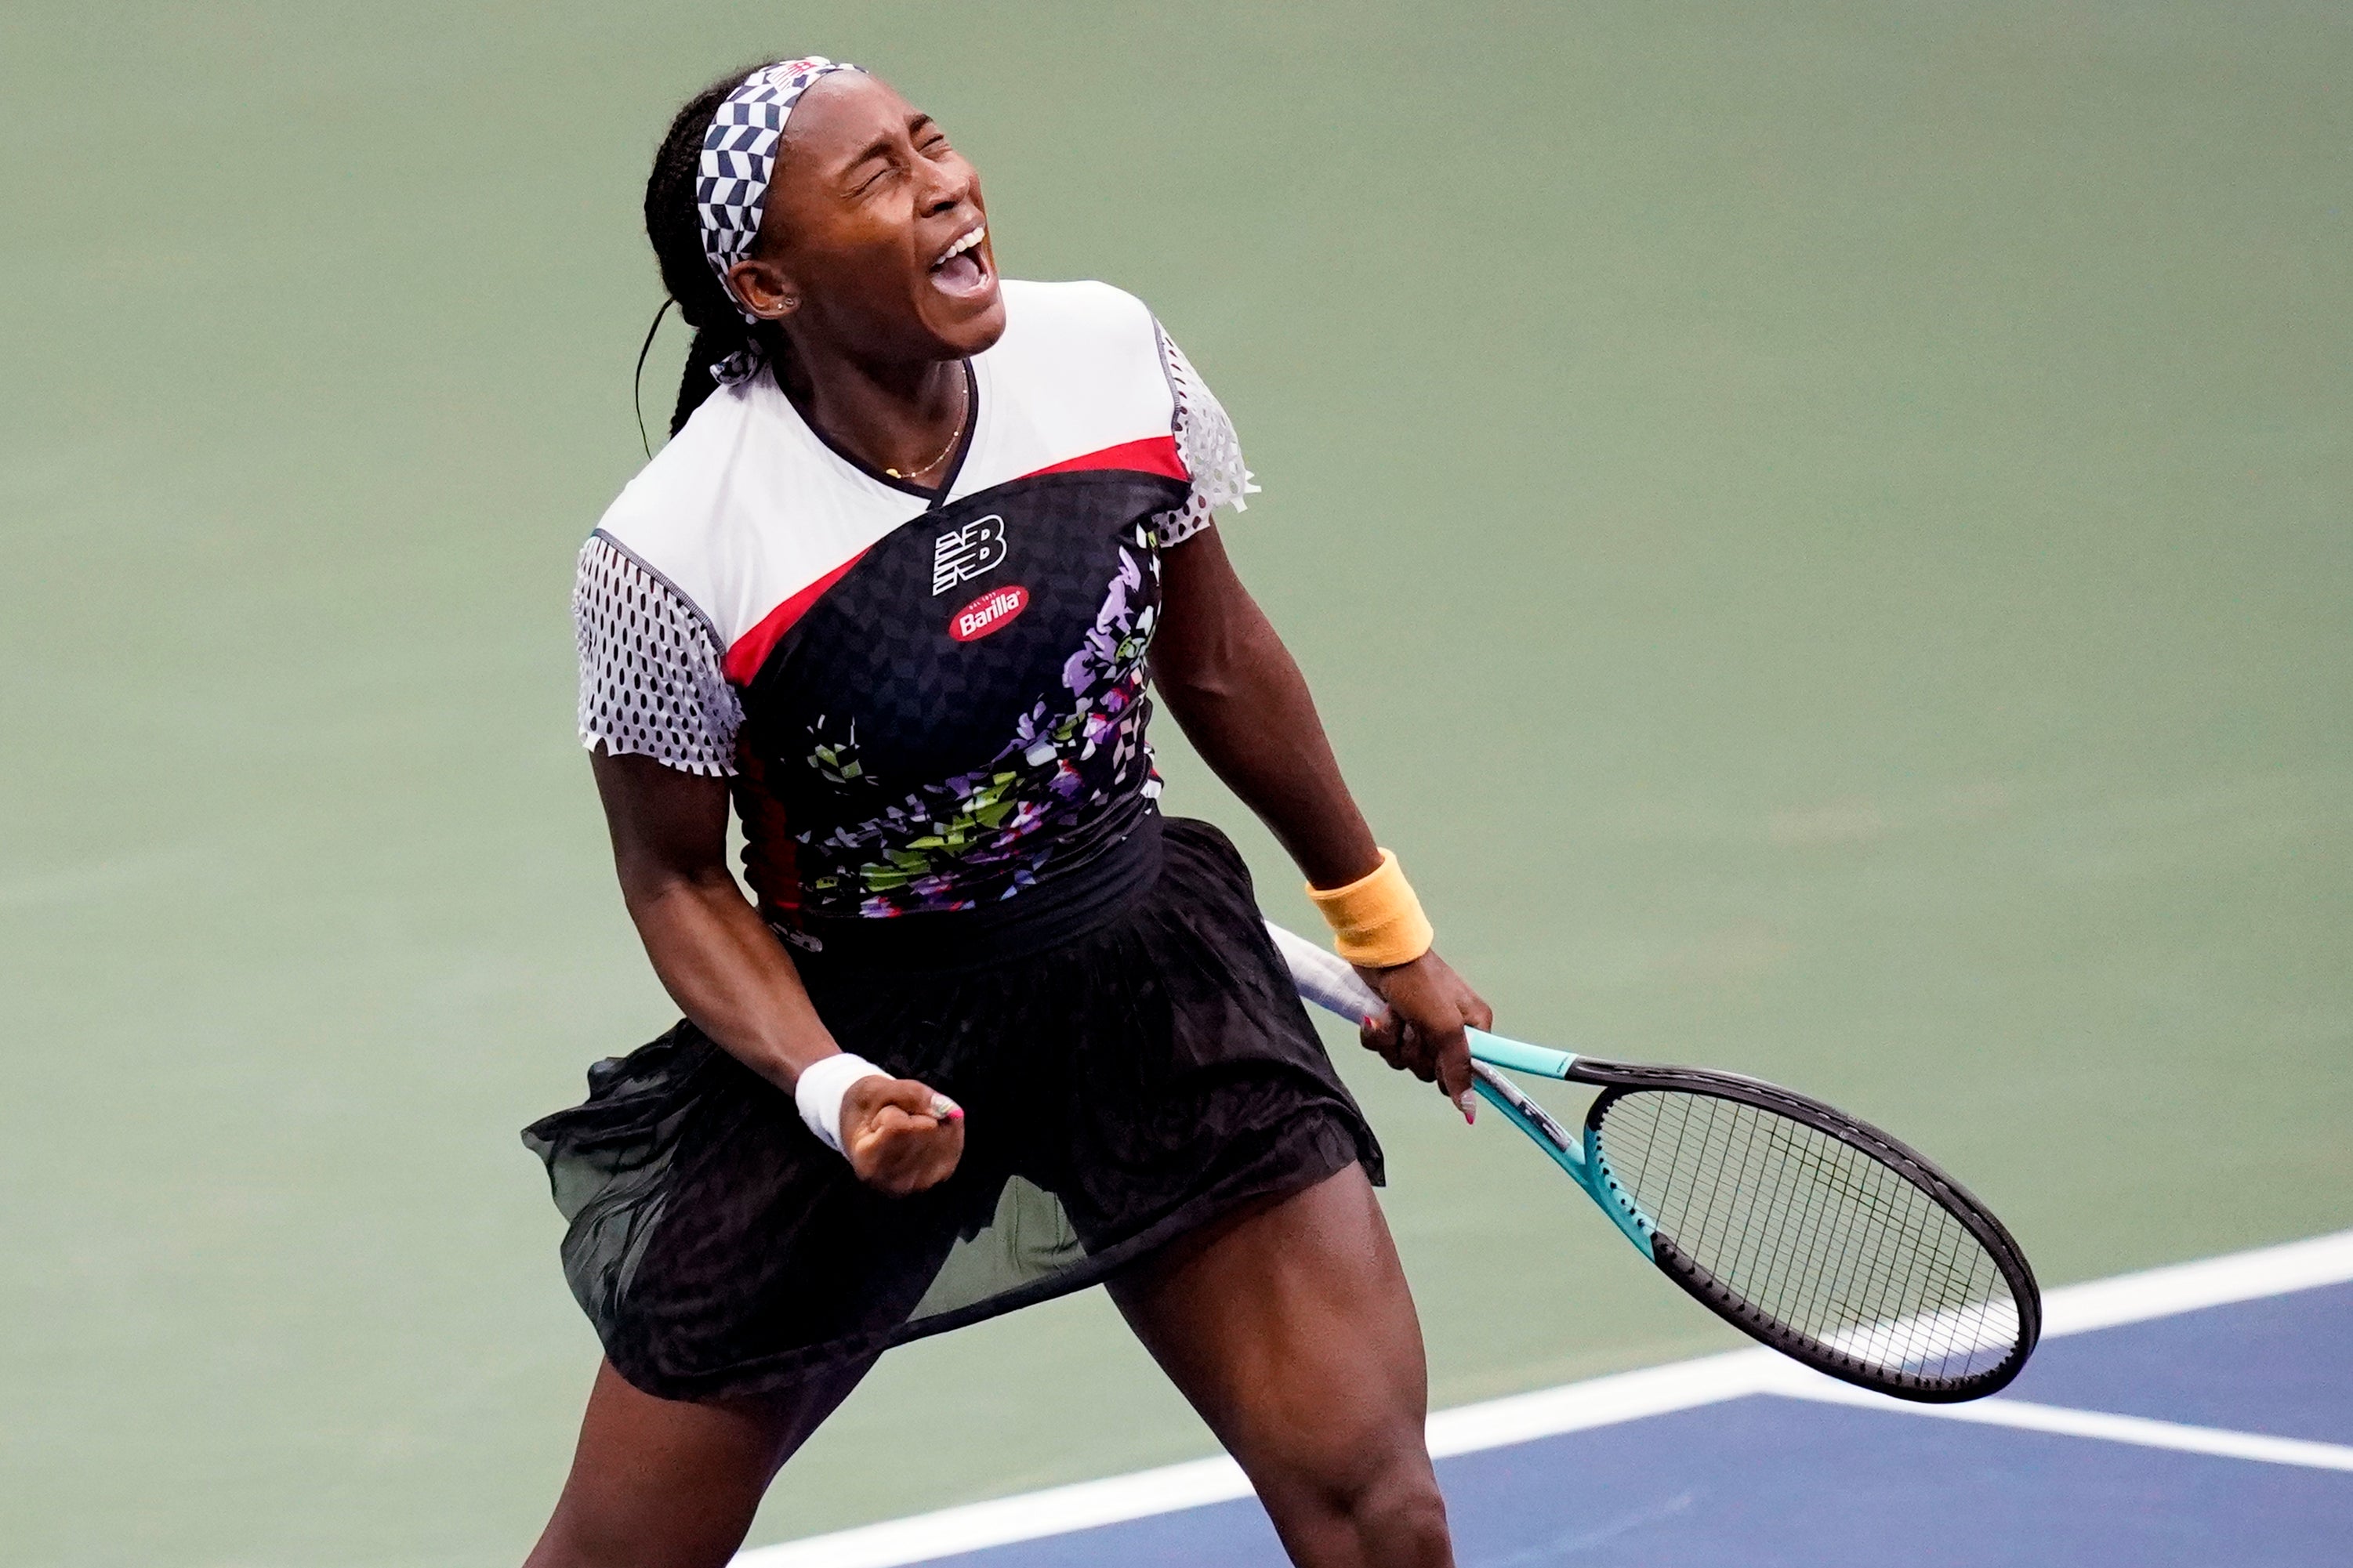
top-left (910, 113), bottom-right (952, 157)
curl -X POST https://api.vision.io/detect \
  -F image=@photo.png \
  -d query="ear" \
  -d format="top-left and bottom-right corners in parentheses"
top-left (724, 257), bottom-right (802, 323)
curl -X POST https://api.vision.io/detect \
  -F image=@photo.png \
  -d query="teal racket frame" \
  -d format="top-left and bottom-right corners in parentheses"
top-left (1260, 921), bottom-right (1662, 1257)
top-left (1464, 1040), bottom-right (1657, 1258)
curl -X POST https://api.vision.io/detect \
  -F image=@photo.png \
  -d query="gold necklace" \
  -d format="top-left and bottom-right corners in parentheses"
top-left (883, 376), bottom-right (969, 481)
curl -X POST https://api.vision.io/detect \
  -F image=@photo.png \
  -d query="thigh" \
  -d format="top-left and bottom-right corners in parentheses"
top-left (1108, 1163), bottom-right (1434, 1510)
top-left (525, 1355), bottom-right (872, 1568)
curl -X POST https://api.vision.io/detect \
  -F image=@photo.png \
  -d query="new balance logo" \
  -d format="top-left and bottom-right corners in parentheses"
top-left (932, 516), bottom-right (1008, 596)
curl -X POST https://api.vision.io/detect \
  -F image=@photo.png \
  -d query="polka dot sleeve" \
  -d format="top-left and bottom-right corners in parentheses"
top-left (574, 534), bottom-right (743, 777)
top-left (1155, 329), bottom-right (1258, 548)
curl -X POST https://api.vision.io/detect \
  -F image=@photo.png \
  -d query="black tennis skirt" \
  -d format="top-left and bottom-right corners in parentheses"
top-left (522, 816), bottom-right (1383, 1403)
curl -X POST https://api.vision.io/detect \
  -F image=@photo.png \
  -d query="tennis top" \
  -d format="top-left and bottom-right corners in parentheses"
top-left (574, 279), bottom-right (1254, 938)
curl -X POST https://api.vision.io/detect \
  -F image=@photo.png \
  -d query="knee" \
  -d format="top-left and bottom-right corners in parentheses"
top-left (1344, 1460), bottom-right (1450, 1554)
top-left (1282, 1441), bottom-right (1448, 1562)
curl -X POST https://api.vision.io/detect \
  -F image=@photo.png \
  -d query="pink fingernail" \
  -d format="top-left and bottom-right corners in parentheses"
top-left (947, 1106), bottom-right (965, 1121)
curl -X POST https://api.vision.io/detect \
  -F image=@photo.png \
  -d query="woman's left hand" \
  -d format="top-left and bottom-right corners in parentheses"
top-left (1355, 950), bottom-right (1493, 1122)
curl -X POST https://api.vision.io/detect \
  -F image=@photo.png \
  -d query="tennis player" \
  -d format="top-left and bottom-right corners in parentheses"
top-left (524, 58), bottom-right (1490, 1568)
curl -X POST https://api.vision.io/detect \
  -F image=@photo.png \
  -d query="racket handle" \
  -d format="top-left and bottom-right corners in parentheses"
top-left (1267, 920), bottom-right (1385, 1021)
top-left (1271, 919), bottom-right (1580, 1081)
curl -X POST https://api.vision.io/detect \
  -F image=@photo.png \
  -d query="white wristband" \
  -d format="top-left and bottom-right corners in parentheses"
top-left (794, 1052), bottom-right (892, 1156)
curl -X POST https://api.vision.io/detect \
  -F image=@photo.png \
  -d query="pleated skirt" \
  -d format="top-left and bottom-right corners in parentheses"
top-left (522, 816), bottom-right (1382, 1401)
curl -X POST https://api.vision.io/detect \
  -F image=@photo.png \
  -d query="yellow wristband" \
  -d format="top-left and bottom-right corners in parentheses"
top-left (1306, 849), bottom-right (1434, 969)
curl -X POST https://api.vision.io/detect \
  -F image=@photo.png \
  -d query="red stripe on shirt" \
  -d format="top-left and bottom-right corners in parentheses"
top-left (722, 549), bottom-right (868, 686)
top-left (1019, 435), bottom-right (1187, 483)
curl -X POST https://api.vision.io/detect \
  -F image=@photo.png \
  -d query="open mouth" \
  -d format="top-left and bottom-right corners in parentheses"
top-left (928, 224), bottom-right (992, 298)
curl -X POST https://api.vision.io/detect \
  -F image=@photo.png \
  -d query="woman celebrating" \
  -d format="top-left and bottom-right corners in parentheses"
top-left (525, 57), bottom-right (1491, 1568)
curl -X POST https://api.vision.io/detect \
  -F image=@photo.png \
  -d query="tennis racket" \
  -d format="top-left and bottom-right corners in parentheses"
top-left (1267, 922), bottom-right (2041, 1403)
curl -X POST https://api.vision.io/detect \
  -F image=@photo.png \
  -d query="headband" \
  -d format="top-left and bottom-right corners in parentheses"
top-left (695, 56), bottom-right (864, 378)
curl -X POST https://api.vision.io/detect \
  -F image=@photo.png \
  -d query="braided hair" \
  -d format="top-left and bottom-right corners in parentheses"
top-left (644, 67), bottom-right (794, 436)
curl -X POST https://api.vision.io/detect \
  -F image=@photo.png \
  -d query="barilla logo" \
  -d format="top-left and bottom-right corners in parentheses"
top-left (950, 585), bottom-right (1028, 642)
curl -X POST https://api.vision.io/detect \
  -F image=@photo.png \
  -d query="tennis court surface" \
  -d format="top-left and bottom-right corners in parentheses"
top-left (743, 1230), bottom-right (2353, 1567)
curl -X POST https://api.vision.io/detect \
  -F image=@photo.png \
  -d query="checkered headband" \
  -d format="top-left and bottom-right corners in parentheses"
top-left (697, 56), bottom-right (864, 324)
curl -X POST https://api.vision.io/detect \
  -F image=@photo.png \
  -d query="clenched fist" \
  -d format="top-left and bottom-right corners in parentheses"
top-left (841, 1076), bottom-right (966, 1194)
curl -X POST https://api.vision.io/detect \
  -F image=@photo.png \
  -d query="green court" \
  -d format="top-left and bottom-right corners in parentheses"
top-left (2, 4), bottom-right (2346, 1563)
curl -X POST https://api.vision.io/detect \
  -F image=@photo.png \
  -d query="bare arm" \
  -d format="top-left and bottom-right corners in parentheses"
top-left (1145, 533), bottom-right (1381, 889)
top-left (589, 749), bottom-right (963, 1193)
top-left (1148, 528), bottom-right (1492, 1112)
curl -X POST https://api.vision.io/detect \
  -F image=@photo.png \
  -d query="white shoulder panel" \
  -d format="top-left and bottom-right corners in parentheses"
top-left (591, 377), bottom-right (917, 656)
top-left (955, 279), bottom-right (1180, 495)
top-left (586, 280), bottom-right (1185, 674)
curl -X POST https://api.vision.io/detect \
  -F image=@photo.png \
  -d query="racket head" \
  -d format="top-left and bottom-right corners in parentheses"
top-left (1570, 1059), bottom-right (2040, 1403)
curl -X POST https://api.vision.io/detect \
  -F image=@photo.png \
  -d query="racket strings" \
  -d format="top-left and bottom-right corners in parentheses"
top-left (1596, 1091), bottom-right (2018, 1385)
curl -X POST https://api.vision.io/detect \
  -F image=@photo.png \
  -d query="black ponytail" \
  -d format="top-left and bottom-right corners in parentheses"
top-left (644, 67), bottom-right (791, 436)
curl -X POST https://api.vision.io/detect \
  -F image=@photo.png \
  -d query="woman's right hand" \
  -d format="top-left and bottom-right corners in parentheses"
top-left (841, 1077), bottom-right (966, 1195)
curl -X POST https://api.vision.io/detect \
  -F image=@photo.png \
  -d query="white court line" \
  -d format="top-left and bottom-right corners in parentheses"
top-left (736, 1455), bottom-right (1260, 1568)
top-left (1765, 1376), bottom-right (2353, 1473)
top-left (735, 1349), bottom-right (1788, 1568)
top-left (2039, 1226), bottom-right (2353, 1337)
top-left (739, 1228), bottom-right (2353, 1567)
top-left (1421, 1346), bottom-right (1776, 1458)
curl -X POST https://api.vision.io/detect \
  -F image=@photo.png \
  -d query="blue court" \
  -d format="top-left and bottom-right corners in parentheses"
top-left (746, 1235), bottom-right (2353, 1568)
